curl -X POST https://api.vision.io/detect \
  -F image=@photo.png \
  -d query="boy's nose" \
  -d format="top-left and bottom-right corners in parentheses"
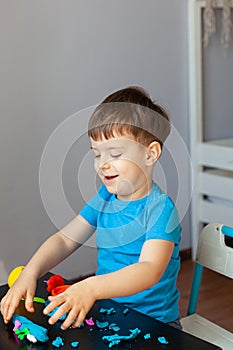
top-left (100, 161), bottom-right (111, 170)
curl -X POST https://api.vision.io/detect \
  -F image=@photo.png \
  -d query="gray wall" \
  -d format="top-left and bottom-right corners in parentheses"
top-left (203, 9), bottom-right (233, 141)
top-left (0, 0), bottom-right (190, 280)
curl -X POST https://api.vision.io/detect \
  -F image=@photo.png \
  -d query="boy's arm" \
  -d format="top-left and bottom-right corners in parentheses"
top-left (0, 215), bottom-right (95, 323)
top-left (92, 238), bottom-right (174, 299)
top-left (44, 239), bottom-right (174, 329)
top-left (22, 215), bottom-right (95, 279)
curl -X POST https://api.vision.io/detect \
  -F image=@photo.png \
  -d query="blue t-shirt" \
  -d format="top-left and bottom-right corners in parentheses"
top-left (80, 182), bottom-right (181, 323)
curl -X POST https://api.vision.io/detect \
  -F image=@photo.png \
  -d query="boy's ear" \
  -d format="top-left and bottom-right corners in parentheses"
top-left (146, 141), bottom-right (161, 165)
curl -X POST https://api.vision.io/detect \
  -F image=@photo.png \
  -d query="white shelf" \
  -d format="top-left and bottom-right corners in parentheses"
top-left (198, 139), bottom-right (233, 171)
top-left (199, 199), bottom-right (233, 228)
top-left (188, 1), bottom-right (233, 258)
top-left (199, 168), bottom-right (233, 201)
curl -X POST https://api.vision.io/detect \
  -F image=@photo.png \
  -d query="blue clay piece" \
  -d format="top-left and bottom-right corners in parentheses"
top-left (128, 328), bottom-right (141, 339)
top-left (109, 323), bottom-right (120, 332)
top-left (96, 320), bottom-right (109, 329)
top-left (109, 339), bottom-right (121, 348)
top-left (78, 322), bottom-right (85, 328)
top-left (48, 307), bottom-right (66, 321)
top-left (144, 333), bottom-right (151, 339)
top-left (46, 301), bottom-right (67, 321)
top-left (99, 307), bottom-right (116, 315)
top-left (71, 341), bottom-right (80, 348)
top-left (123, 308), bottom-right (129, 315)
top-left (52, 336), bottom-right (64, 348)
top-left (12, 315), bottom-right (49, 343)
top-left (102, 327), bottom-right (141, 346)
top-left (103, 334), bottom-right (120, 342)
top-left (158, 336), bottom-right (169, 344)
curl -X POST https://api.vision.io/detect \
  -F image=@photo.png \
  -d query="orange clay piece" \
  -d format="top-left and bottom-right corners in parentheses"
top-left (51, 285), bottom-right (71, 296)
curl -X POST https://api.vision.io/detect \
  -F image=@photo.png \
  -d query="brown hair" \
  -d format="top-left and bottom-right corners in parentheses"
top-left (88, 86), bottom-right (171, 148)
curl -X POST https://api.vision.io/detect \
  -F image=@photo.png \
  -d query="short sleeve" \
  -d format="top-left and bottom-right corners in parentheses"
top-left (79, 201), bottom-right (98, 227)
top-left (79, 185), bottom-right (110, 227)
top-left (146, 196), bottom-right (181, 245)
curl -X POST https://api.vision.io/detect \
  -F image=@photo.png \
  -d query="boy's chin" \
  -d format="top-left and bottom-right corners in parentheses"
top-left (105, 185), bottom-right (118, 196)
top-left (104, 179), bottom-right (135, 200)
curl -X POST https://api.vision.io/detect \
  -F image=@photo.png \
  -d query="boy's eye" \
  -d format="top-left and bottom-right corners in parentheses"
top-left (110, 153), bottom-right (122, 158)
top-left (92, 152), bottom-right (100, 158)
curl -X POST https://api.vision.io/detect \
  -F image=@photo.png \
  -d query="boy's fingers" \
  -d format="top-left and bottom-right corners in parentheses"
top-left (48, 293), bottom-right (65, 302)
top-left (2, 305), bottom-right (9, 323)
top-left (1, 296), bottom-right (18, 323)
top-left (60, 308), bottom-right (78, 330)
top-left (5, 303), bottom-right (17, 323)
top-left (44, 301), bottom-right (56, 315)
top-left (43, 296), bottom-right (62, 315)
top-left (72, 310), bottom-right (85, 329)
top-left (43, 303), bottom-right (53, 315)
top-left (25, 293), bottom-right (35, 312)
top-left (48, 304), bottom-right (68, 325)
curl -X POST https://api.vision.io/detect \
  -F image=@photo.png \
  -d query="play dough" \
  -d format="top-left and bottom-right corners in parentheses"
top-left (8, 266), bottom-right (25, 287)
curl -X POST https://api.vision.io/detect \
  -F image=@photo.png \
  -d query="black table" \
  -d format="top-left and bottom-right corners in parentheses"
top-left (0, 273), bottom-right (221, 350)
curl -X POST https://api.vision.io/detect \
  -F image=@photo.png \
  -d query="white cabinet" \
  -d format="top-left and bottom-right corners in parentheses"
top-left (188, 0), bottom-right (233, 257)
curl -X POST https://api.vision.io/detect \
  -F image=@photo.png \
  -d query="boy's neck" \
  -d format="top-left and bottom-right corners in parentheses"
top-left (116, 180), bottom-right (153, 202)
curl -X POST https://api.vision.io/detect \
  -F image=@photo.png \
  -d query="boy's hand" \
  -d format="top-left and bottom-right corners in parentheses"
top-left (43, 277), bottom-right (96, 330)
top-left (0, 273), bottom-right (36, 323)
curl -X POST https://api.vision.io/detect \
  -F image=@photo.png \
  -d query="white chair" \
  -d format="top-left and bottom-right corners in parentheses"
top-left (181, 223), bottom-right (233, 350)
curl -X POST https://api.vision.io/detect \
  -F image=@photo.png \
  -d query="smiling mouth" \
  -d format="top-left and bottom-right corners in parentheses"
top-left (104, 175), bottom-right (118, 181)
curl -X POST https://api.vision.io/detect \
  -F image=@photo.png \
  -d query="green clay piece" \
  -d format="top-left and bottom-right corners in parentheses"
top-left (15, 327), bottom-right (30, 340)
top-left (21, 296), bottom-right (46, 304)
top-left (33, 297), bottom-right (46, 304)
top-left (12, 314), bottom-right (49, 343)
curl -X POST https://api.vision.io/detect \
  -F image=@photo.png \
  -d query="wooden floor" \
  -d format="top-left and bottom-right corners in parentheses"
top-left (177, 260), bottom-right (233, 333)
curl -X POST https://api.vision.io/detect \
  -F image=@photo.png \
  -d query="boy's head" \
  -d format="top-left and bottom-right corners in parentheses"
top-left (88, 86), bottom-right (171, 150)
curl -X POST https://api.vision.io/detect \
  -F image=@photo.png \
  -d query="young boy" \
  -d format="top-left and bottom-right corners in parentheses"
top-left (0, 86), bottom-right (182, 330)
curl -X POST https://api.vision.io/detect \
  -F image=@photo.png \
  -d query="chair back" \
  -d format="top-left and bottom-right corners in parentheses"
top-left (196, 223), bottom-right (233, 279)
